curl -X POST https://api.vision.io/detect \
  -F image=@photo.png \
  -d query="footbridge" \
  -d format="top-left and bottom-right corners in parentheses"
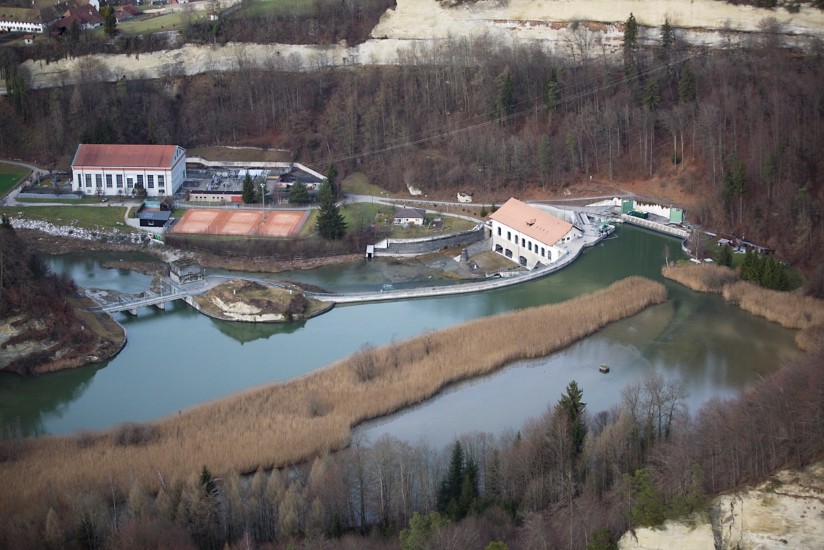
top-left (92, 279), bottom-right (191, 315)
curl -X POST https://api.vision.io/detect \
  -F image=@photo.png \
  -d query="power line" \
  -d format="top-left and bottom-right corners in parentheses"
top-left (317, 52), bottom-right (699, 167)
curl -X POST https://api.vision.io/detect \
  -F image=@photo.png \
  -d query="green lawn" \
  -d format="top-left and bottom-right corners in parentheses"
top-left (299, 208), bottom-right (318, 237)
top-left (340, 172), bottom-right (391, 197)
top-left (0, 205), bottom-right (130, 231)
top-left (342, 203), bottom-right (477, 238)
top-left (16, 197), bottom-right (106, 205)
top-left (0, 163), bottom-right (30, 198)
top-left (229, 0), bottom-right (317, 19)
top-left (92, 11), bottom-right (205, 37)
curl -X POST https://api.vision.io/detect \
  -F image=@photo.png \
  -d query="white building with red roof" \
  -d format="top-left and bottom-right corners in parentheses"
top-left (488, 198), bottom-right (581, 269)
top-left (71, 144), bottom-right (187, 198)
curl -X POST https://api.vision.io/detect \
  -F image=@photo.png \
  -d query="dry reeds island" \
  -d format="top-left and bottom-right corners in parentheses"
top-left (1, 277), bottom-right (666, 515)
top-left (661, 263), bottom-right (739, 293)
top-left (663, 264), bottom-right (824, 350)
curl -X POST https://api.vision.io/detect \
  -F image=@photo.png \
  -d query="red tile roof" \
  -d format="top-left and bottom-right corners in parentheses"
top-left (489, 198), bottom-right (572, 246)
top-left (66, 5), bottom-right (103, 26)
top-left (72, 144), bottom-right (181, 169)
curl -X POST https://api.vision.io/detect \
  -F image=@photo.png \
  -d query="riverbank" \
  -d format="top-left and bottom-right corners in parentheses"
top-left (662, 264), bottom-right (824, 350)
top-left (0, 276), bottom-right (666, 519)
top-left (0, 293), bottom-right (126, 376)
top-left (191, 279), bottom-right (333, 322)
top-left (17, 227), bottom-right (365, 274)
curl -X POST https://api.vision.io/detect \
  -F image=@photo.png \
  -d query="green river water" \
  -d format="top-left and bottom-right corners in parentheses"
top-left (0, 226), bottom-right (800, 441)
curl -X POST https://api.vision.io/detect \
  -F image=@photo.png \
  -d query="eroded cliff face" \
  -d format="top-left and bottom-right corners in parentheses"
top-left (619, 462), bottom-right (824, 550)
top-left (20, 0), bottom-right (824, 90)
top-left (0, 307), bottom-right (125, 376)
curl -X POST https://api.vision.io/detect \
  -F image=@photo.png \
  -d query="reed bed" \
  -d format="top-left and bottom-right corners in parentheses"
top-left (661, 263), bottom-right (739, 293)
top-left (663, 264), bottom-right (824, 351)
top-left (1, 277), bottom-right (667, 518)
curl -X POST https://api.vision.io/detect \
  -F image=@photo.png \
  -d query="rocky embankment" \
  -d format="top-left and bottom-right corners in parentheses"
top-left (619, 462), bottom-right (824, 549)
top-left (10, 216), bottom-right (150, 246)
top-left (0, 297), bottom-right (126, 376)
top-left (192, 279), bottom-right (332, 322)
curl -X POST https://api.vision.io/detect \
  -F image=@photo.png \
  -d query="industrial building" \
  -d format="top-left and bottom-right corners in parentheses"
top-left (489, 198), bottom-right (581, 269)
top-left (71, 144), bottom-right (187, 198)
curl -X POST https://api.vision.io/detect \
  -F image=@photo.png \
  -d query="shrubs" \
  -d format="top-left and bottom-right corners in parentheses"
top-left (741, 249), bottom-right (790, 291)
top-left (111, 423), bottom-right (159, 447)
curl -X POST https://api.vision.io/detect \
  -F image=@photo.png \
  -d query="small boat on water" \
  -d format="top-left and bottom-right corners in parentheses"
top-left (599, 364), bottom-right (610, 374)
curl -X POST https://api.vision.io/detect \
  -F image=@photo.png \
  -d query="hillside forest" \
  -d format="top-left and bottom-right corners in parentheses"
top-left (2, 24), bottom-right (823, 273)
top-left (1, 5), bottom-right (824, 547)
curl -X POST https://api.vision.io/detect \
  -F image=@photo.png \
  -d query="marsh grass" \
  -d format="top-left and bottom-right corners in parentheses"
top-left (0, 277), bottom-right (666, 515)
top-left (661, 264), bottom-right (739, 293)
top-left (663, 264), bottom-right (824, 351)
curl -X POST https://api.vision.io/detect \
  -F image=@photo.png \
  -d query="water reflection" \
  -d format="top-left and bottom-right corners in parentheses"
top-left (0, 362), bottom-right (105, 435)
top-left (0, 226), bottom-right (802, 438)
top-left (211, 317), bottom-right (307, 344)
top-left (357, 293), bottom-right (800, 448)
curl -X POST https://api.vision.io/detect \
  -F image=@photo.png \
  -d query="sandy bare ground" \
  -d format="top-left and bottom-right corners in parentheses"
top-left (18, 0), bottom-right (824, 90)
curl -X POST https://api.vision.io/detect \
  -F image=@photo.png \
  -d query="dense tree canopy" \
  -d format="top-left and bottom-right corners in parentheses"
top-left (2, 31), bottom-right (822, 268)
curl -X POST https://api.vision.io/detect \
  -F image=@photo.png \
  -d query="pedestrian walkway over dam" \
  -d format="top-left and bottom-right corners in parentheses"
top-left (87, 278), bottom-right (190, 315)
top-left (308, 230), bottom-right (609, 304)
top-left (86, 228), bottom-right (611, 315)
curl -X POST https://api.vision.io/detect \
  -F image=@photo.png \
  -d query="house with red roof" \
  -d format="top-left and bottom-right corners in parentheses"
top-left (116, 5), bottom-right (140, 22)
top-left (488, 198), bottom-right (581, 269)
top-left (54, 4), bottom-right (103, 32)
top-left (71, 144), bottom-right (187, 198)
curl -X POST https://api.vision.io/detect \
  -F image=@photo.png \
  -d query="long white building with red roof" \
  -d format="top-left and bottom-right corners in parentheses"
top-left (488, 198), bottom-right (581, 269)
top-left (71, 144), bottom-right (187, 198)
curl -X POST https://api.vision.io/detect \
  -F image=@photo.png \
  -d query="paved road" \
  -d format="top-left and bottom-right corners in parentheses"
top-left (0, 159), bottom-right (49, 206)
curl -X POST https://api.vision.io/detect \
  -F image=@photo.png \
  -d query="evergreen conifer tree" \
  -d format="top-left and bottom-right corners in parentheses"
top-left (559, 380), bottom-right (587, 457)
top-left (288, 179), bottom-right (310, 204)
top-left (241, 173), bottom-right (257, 204)
top-left (716, 244), bottom-right (733, 267)
top-left (316, 170), bottom-right (346, 240)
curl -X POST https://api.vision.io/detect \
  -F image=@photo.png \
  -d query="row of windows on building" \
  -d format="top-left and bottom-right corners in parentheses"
top-left (497, 226), bottom-right (549, 258)
top-left (78, 174), bottom-right (166, 190)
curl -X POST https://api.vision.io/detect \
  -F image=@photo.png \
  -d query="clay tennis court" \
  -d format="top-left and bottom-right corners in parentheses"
top-left (171, 209), bottom-right (308, 237)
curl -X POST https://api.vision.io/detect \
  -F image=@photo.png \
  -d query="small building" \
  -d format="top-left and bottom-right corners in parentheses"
top-left (393, 207), bottom-right (426, 226)
top-left (489, 198), bottom-right (580, 269)
top-left (143, 197), bottom-right (173, 211)
top-left (169, 260), bottom-right (204, 284)
top-left (139, 210), bottom-right (171, 228)
top-left (188, 190), bottom-right (243, 204)
top-left (621, 199), bottom-right (685, 224)
top-left (71, 143), bottom-right (187, 198)
top-left (457, 192), bottom-right (473, 203)
top-left (54, 4), bottom-right (104, 32)
top-left (115, 5), bottom-right (140, 22)
top-left (23, 34), bottom-right (34, 44)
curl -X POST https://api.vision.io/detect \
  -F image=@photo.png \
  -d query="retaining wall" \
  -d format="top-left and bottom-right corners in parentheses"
top-left (17, 192), bottom-right (82, 200)
top-left (373, 225), bottom-right (485, 256)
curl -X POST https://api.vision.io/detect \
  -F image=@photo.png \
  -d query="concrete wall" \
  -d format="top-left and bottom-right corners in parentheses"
top-left (374, 226), bottom-right (485, 256)
top-left (17, 192), bottom-right (82, 200)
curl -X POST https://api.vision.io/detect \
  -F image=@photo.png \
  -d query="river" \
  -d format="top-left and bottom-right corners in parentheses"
top-left (0, 226), bottom-right (801, 440)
